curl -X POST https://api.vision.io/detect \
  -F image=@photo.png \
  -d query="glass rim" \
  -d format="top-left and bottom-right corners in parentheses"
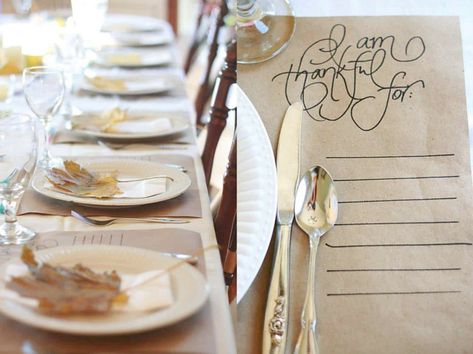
top-left (0, 113), bottom-right (35, 127)
top-left (23, 66), bottom-right (64, 75)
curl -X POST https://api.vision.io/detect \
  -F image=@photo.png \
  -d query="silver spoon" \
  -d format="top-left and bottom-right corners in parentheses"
top-left (293, 166), bottom-right (338, 354)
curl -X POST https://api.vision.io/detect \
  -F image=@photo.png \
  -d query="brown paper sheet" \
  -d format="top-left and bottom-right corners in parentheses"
top-left (18, 155), bottom-right (202, 218)
top-left (238, 16), bottom-right (473, 354)
top-left (0, 228), bottom-right (216, 354)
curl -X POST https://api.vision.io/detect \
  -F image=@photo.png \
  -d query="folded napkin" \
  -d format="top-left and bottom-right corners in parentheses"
top-left (71, 109), bottom-right (173, 134)
top-left (3, 264), bottom-right (174, 312)
top-left (117, 178), bottom-right (167, 198)
top-left (86, 76), bottom-right (127, 91)
top-left (105, 53), bottom-right (142, 65)
top-left (109, 117), bottom-right (173, 134)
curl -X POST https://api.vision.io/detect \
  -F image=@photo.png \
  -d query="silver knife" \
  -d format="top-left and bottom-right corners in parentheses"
top-left (262, 102), bottom-right (303, 354)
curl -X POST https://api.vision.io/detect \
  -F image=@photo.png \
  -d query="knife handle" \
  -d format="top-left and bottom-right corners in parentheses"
top-left (262, 223), bottom-right (292, 354)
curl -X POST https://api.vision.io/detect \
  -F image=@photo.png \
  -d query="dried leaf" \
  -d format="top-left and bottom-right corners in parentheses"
top-left (6, 246), bottom-right (125, 315)
top-left (46, 160), bottom-right (122, 199)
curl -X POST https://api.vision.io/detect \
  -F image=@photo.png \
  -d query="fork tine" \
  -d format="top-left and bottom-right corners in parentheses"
top-left (71, 210), bottom-right (113, 226)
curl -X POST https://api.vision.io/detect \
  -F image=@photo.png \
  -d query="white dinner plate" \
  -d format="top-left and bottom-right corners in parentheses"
top-left (0, 245), bottom-right (209, 335)
top-left (237, 86), bottom-right (278, 303)
top-left (31, 159), bottom-right (191, 207)
top-left (111, 31), bottom-right (173, 47)
top-left (93, 47), bottom-right (174, 68)
top-left (69, 110), bottom-right (190, 140)
top-left (80, 74), bottom-right (174, 96)
top-left (103, 14), bottom-right (169, 33)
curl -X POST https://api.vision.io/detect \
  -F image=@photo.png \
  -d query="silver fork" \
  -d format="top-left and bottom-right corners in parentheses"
top-left (71, 210), bottom-right (189, 226)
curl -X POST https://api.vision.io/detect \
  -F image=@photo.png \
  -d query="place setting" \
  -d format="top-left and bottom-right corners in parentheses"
top-left (0, 2), bottom-right (236, 352)
top-left (91, 47), bottom-right (175, 68)
top-left (237, 6), bottom-right (473, 354)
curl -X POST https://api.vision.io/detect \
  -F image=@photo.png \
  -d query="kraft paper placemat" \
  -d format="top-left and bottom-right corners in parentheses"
top-left (18, 155), bottom-right (202, 218)
top-left (238, 16), bottom-right (473, 354)
top-left (0, 228), bottom-right (216, 354)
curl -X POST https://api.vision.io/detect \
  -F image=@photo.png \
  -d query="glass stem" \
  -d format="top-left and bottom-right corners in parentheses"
top-left (42, 118), bottom-right (54, 165)
top-left (2, 198), bottom-right (18, 225)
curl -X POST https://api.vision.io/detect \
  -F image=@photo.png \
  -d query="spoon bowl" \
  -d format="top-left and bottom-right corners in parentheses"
top-left (293, 166), bottom-right (338, 354)
top-left (295, 166), bottom-right (338, 237)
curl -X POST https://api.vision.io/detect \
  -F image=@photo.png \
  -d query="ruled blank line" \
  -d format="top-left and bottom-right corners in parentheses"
top-left (327, 268), bottom-right (461, 272)
top-left (339, 197), bottom-right (457, 204)
top-left (326, 153), bottom-right (455, 159)
top-left (334, 175), bottom-right (460, 182)
top-left (336, 221), bottom-right (459, 226)
top-left (325, 242), bottom-right (473, 248)
top-left (327, 291), bottom-right (461, 296)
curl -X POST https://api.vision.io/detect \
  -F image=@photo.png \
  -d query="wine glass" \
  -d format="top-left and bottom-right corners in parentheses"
top-left (23, 66), bottom-right (65, 169)
top-left (71, 0), bottom-right (109, 45)
top-left (0, 114), bottom-right (38, 245)
top-left (235, 0), bottom-right (296, 64)
top-left (11, 0), bottom-right (33, 18)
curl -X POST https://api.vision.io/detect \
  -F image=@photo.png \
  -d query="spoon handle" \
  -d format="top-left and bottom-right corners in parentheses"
top-left (262, 223), bottom-right (292, 354)
top-left (294, 236), bottom-right (320, 354)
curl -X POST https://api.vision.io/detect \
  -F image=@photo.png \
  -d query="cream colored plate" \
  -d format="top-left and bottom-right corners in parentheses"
top-left (0, 245), bottom-right (209, 335)
top-left (103, 14), bottom-right (169, 33)
top-left (93, 48), bottom-right (174, 68)
top-left (31, 159), bottom-right (191, 207)
top-left (80, 74), bottom-right (174, 96)
top-left (69, 111), bottom-right (190, 140)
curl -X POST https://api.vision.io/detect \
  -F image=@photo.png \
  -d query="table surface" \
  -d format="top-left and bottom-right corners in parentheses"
top-left (0, 14), bottom-right (236, 354)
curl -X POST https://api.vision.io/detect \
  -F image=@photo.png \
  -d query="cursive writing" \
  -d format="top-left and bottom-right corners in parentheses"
top-left (272, 24), bottom-right (426, 131)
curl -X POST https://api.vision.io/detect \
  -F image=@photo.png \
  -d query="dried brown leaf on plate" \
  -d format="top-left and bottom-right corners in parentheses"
top-left (6, 246), bottom-right (127, 315)
top-left (46, 160), bottom-right (122, 199)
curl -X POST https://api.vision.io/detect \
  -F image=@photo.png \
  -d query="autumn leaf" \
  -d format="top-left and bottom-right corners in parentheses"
top-left (46, 160), bottom-right (122, 198)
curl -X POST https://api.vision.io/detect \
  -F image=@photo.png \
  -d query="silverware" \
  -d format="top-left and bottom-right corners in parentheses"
top-left (293, 166), bottom-right (338, 354)
top-left (163, 163), bottom-right (187, 173)
top-left (262, 102), bottom-right (303, 354)
top-left (71, 210), bottom-right (190, 226)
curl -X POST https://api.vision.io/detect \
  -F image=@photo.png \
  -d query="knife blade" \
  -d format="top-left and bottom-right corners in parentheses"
top-left (262, 101), bottom-right (303, 354)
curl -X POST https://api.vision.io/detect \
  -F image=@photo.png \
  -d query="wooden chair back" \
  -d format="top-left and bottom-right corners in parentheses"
top-left (194, 0), bottom-right (228, 127)
top-left (214, 134), bottom-right (236, 264)
top-left (201, 39), bottom-right (236, 185)
top-left (184, 0), bottom-right (208, 73)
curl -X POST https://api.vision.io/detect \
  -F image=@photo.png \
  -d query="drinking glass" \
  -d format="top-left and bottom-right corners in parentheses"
top-left (71, 0), bottom-right (109, 44)
top-left (23, 66), bottom-right (65, 169)
top-left (11, 0), bottom-right (32, 18)
top-left (236, 0), bottom-right (295, 64)
top-left (0, 114), bottom-right (38, 245)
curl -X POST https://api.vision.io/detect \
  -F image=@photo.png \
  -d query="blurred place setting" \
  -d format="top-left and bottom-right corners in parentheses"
top-left (0, 0), bottom-right (236, 353)
top-left (236, 1), bottom-right (473, 354)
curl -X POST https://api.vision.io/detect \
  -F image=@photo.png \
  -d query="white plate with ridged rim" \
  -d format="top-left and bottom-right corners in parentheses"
top-left (237, 86), bottom-right (277, 303)
top-left (31, 159), bottom-right (191, 207)
top-left (0, 245), bottom-right (209, 335)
